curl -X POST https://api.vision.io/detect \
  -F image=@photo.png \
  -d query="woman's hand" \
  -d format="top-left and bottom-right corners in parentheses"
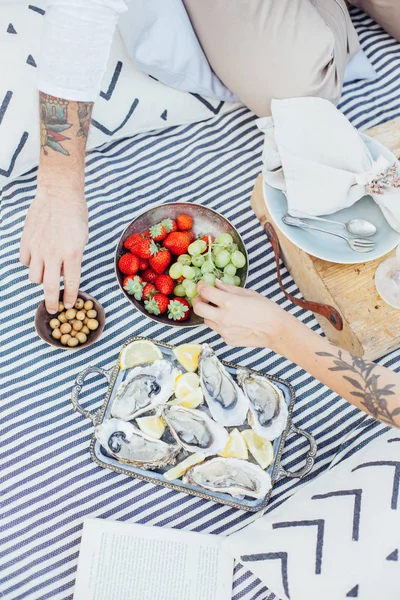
top-left (20, 185), bottom-right (88, 314)
top-left (192, 279), bottom-right (285, 348)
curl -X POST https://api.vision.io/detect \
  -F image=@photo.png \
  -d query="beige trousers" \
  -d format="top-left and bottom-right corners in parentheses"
top-left (182, 0), bottom-right (372, 116)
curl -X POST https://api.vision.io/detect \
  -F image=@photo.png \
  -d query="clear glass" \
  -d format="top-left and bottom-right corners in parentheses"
top-left (375, 244), bottom-right (400, 308)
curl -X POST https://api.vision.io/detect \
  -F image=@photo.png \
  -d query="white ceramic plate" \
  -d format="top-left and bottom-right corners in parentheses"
top-left (263, 135), bottom-right (400, 264)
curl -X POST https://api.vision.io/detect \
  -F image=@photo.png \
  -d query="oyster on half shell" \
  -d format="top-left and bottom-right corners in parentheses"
top-left (162, 405), bottom-right (229, 456)
top-left (237, 370), bottom-right (288, 441)
top-left (198, 344), bottom-right (249, 427)
top-left (95, 418), bottom-right (179, 469)
top-left (184, 457), bottom-right (272, 499)
top-left (111, 359), bottom-right (181, 421)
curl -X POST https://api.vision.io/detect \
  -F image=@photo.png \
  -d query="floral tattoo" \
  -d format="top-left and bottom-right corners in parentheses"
top-left (316, 350), bottom-right (400, 427)
top-left (40, 93), bottom-right (92, 154)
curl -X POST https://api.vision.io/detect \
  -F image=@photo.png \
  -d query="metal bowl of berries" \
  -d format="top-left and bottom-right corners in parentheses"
top-left (114, 202), bottom-right (248, 327)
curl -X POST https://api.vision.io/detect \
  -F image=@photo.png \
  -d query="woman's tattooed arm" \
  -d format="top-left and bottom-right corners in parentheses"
top-left (316, 350), bottom-right (400, 427)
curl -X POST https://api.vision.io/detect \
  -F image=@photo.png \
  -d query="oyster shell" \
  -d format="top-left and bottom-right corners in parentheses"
top-left (95, 418), bottom-right (179, 469)
top-left (162, 406), bottom-right (229, 456)
top-left (184, 457), bottom-right (271, 499)
top-left (111, 359), bottom-right (181, 421)
top-left (198, 344), bottom-right (249, 426)
top-left (237, 370), bottom-right (288, 441)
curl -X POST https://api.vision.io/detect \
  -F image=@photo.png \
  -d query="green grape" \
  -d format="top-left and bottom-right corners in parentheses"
top-left (215, 233), bottom-right (233, 246)
top-left (174, 284), bottom-right (186, 297)
top-left (193, 267), bottom-right (202, 281)
top-left (182, 265), bottom-right (195, 280)
top-left (202, 273), bottom-right (216, 286)
top-left (221, 274), bottom-right (236, 286)
top-left (201, 260), bottom-right (215, 275)
top-left (212, 245), bottom-right (224, 256)
top-left (231, 250), bottom-right (246, 269)
top-left (233, 276), bottom-right (241, 286)
top-left (182, 278), bottom-right (192, 291)
top-left (223, 263), bottom-right (237, 276)
top-left (169, 262), bottom-right (183, 279)
top-left (177, 254), bottom-right (192, 266)
top-left (214, 250), bottom-right (231, 269)
top-left (184, 281), bottom-right (197, 298)
top-left (191, 254), bottom-right (205, 267)
top-left (188, 240), bottom-right (207, 256)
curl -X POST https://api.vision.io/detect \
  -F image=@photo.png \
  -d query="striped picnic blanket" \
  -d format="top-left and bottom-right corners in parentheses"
top-left (1, 8), bottom-right (400, 600)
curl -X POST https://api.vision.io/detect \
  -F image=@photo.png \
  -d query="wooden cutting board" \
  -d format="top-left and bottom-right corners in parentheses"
top-left (251, 117), bottom-right (400, 361)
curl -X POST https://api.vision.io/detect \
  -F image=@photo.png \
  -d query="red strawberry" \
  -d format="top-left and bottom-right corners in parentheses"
top-left (163, 232), bottom-right (190, 256)
top-left (185, 231), bottom-right (195, 244)
top-left (123, 275), bottom-right (144, 300)
top-left (138, 258), bottom-right (149, 270)
top-left (142, 230), bottom-right (151, 238)
top-left (144, 293), bottom-right (169, 315)
top-left (149, 223), bottom-right (167, 242)
top-left (155, 274), bottom-right (175, 296)
top-left (176, 214), bottom-right (193, 231)
top-left (124, 233), bottom-right (142, 252)
top-left (161, 219), bottom-right (178, 233)
top-left (142, 282), bottom-right (157, 300)
top-left (118, 253), bottom-right (140, 275)
top-left (176, 275), bottom-right (185, 283)
top-left (134, 237), bottom-right (158, 260)
top-left (149, 247), bottom-right (171, 274)
top-left (141, 267), bottom-right (158, 283)
top-left (168, 297), bottom-right (190, 321)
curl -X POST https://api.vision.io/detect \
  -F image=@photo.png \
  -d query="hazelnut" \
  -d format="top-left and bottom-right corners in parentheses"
top-left (86, 309), bottom-right (97, 319)
top-left (49, 318), bottom-right (60, 330)
top-left (84, 300), bottom-right (94, 311)
top-left (67, 337), bottom-right (79, 347)
top-left (76, 311), bottom-right (86, 321)
top-left (52, 328), bottom-right (62, 340)
top-left (58, 312), bottom-right (67, 324)
top-left (60, 334), bottom-right (71, 345)
top-left (74, 298), bottom-right (85, 310)
top-left (76, 332), bottom-right (87, 344)
top-left (65, 308), bottom-right (77, 321)
top-left (60, 323), bottom-right (72, 334)
top-left (86, 318), bottom-right (99, 331)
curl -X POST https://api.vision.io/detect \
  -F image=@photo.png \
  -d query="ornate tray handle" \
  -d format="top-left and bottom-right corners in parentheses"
top-left (71, 365), bottom-right (114, 424)
top-left (278, 423), bottom-right (317, 480)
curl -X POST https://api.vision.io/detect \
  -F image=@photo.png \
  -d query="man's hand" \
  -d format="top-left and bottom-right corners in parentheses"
top-left (20, 185), bottom-right (88, 314)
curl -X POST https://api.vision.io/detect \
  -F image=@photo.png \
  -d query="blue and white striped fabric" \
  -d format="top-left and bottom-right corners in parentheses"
top-left (1, 8), bottom-right (400, 600)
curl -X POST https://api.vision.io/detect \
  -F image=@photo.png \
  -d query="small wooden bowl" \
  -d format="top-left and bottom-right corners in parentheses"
top-left (35, 290), bottom-right (105, 350)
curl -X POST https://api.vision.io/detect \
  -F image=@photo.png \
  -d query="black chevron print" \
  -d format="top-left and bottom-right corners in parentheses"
top-left (272, 520), bottom-right (325, 574)
top-left (386, 549), bottom-right (398, 561)
top-left (0, 91), bottom-right (13, 126)
top-left (189, 93), bottom-right (225, 115)
top-left (100, 61), bottom-right (123, 101)
top-left (312, 489), bottom-right (362, 541)
top-left (7, 23), bottom-right (17, 34)
top-left (0, 132), bottom-right (29, 177)
top-left (26, 55), bottom-right (37, 68)
top-left (161, 110), bottom-right (168, 121)
top-left (388, 438), bottom-right (400, 443)
top-left (241, 552), bottom-right (290, 599)
top-left (28, 5), bottom-right (45, 15)
top-left (91, 99), bottom-right (139, 135)
top-left (346, 584), bottom-right (359, 597)
top-left (352, 461), bottom-right (400, 509)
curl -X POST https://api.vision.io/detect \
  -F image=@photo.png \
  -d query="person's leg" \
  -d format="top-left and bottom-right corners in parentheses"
top-left (349, 0), bottom-right (400, 42)
top-left (182, 0), bottom-right (360, 116)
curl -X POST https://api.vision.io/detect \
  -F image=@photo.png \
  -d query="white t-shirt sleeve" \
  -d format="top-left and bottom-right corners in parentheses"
top-left (38, 0), bottom-right (128, 102)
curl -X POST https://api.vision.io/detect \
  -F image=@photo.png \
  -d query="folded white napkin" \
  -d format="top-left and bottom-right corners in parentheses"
top-left (257, 98), bottom-right (400, 232)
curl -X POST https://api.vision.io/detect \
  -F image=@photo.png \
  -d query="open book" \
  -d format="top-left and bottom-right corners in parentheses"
top-left (73, 519), bottom-right (234, 600)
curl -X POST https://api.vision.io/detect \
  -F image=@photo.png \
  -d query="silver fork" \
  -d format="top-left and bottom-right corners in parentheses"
top-left (282, 215), bottom-right (375, 253)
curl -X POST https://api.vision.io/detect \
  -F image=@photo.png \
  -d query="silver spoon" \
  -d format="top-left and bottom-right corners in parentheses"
top-left (282, 215), bottom-right (375, 253)
top-left (289, 212), bottom-right (377, 237)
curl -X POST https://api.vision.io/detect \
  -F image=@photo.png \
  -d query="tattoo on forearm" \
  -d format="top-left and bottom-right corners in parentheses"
top-left (316, 350), bottom-right (400, 427)
top-left (40, 92), bottom-right (71, 155)
top-left (77, 102), bottom-right (92, 138)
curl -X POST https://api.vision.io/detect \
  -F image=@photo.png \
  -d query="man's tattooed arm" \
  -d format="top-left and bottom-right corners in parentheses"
top-left (39, 92), bottom-right (93, 155)
top-left (316, 350), bottom-right (400, 427)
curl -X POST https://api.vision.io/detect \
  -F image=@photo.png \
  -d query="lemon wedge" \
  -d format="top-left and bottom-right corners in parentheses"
top-left (119, 340), bottom-right (163, 370)
top-left (174, 372), bottom-right (200, 399)
top-left (164, 453), bottom-right (205, 481)
top-left (169, 387), bottom-right (204, 409)
top-left (241, 430), bottom-right (274, 469)
top-left (136, 416), bottom-right (165, 440)
top-left (173, 343), bottom-right (202, 373)
top-left (219, 428), bottom-right (248, 459)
